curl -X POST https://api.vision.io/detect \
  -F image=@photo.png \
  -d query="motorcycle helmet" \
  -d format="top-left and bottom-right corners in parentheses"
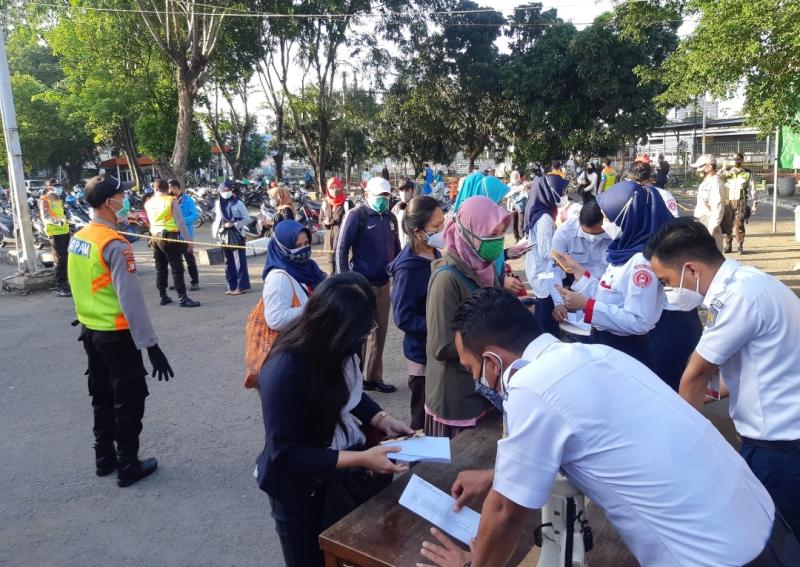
top-left (65, 195), bottom-right (77, 205)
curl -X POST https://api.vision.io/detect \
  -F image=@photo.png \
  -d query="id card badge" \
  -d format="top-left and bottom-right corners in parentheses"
top-left (705, 370), bottom-right (721, 400)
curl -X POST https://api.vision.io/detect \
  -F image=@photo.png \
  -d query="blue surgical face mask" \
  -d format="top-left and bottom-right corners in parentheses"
top-left (110, 196), bottom-right (131, 221)
top-left (53, 186), bottom-right (64, 196)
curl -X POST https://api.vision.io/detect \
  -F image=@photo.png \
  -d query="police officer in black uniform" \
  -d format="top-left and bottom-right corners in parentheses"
top-left (68, 175), bottom-right (175, 487)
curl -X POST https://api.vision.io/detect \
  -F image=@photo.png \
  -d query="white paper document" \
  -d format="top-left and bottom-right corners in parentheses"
top-left (383, 436), bottom-right (451, 464)
top-left (399, 474), bottom-right (481, 545)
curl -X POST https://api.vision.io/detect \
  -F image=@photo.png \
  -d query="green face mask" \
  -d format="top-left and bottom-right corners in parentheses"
top-left (458, 217), bottom-right (505, 261)
top-left (370, 195), bottom-right (389, 214)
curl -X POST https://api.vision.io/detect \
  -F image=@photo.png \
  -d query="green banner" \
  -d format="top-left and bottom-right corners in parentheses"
top-left (780, 125), bottom-right (800, 169)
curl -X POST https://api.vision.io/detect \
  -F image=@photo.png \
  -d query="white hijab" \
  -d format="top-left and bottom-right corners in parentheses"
top-left (330, 354), bottom-right (367, 450)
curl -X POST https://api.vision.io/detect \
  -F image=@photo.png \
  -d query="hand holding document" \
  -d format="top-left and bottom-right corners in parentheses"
top-left (399, 474), bottom-right (480, 545)
top-left (382, 436), bottom-right (451, 464)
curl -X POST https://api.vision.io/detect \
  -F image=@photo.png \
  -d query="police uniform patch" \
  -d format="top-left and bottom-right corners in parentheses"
top-left (711, 299), bottom-right (724, 309)
top-left (706, 305), bottom-right (718, 328)
top-left (633, 269), bottom-right (652, 288)
top-left (122, 248), bottom-right (136, 273)
top-left (68, 238), bottom-right (90, 257)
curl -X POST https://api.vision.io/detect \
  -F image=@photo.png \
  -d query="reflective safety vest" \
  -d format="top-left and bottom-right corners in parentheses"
top-left (67, 223), bottom-right (130, 331)
top-left (726, 169), bottom-right (751, 201)
top-left (42, 195), bottom-right (70, 236)
top-left (601, 166), bottom-right (617, 192)
top-left (145, 193), bottom-right (178, 234)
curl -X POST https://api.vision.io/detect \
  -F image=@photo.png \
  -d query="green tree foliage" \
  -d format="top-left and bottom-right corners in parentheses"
top-left (654, 0), bottom-right (800, 132)
top-left (328, 84), bottom-right (380, 184)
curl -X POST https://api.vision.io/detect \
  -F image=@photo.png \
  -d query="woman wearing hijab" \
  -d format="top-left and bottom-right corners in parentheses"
top-left (451, 171), bottom-right (510, 213)
top-left (268, 184), bottom-right (296, 229)
top-left (213, 181), bottom-right (251, 295)
top-left (524, 169), bottom-right (569, 337)
top-left (262, 220), bottom-right (326, 331)
top-left (425, 196), bottom-right (511, 438)
top-left (319, 177), bottom-right (352, 273)
top-left (555, 180), bottom-right (672, 369)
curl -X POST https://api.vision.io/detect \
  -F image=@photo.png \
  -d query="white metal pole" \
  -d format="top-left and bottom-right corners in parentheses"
top-left (0, 28), bottom-right (41, 273)
top-left (772, 125), bottom-right (780, 234)
top-left (701, 95), bottom-right (707, 155)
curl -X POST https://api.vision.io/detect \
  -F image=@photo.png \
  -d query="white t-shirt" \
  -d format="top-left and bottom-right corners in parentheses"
top-left (494, 334), bottom-right (774, 566)
top-left (694, 175), bottom-right (725, 234)
top-left (697, 260), bottom-right (800, 441)
top-left (262, 269), bottom-right (310, 331)
top-left (572, 252), bottom-right (664, 336)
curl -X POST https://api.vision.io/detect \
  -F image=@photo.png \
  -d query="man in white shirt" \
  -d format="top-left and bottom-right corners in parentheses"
top-left (646, 217), bottom-right (800, 540)
top-left (417, 288), bottom-right (797, 567)
top-left (550, 199), bottom-right (611, 323)
top-left (691, 154), bottom-right (725, 252)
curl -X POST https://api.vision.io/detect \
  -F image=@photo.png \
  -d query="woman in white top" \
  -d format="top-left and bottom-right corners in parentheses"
top-left (556, 178), bottom-right (673, 370)
top-left (261, 220), bottom-right (326, 331)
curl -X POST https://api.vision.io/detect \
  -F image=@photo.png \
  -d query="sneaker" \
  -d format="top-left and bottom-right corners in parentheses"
top-left (179, 296), bottom-right (200, 308)
top-left (96, 455), bottom-right (118, 477)
top-left (362, 380), bottom-right (397, 393)
top-left (56, 287), bottom-right (72, 297)
top-left (159, 295), bottom-right (173, 306)
top-left (190, 282), bottom-right (200, 291)
top-left (117, 457), bottom-right (158, 488)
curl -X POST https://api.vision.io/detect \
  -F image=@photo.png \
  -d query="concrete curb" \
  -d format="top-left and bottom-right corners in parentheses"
top-left (0, 247), bottom-right (53, 266)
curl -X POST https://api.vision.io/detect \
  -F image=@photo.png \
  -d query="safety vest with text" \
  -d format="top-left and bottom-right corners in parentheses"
top-left (42, 195), bottom-right (70, 236)
top-left (145, 193), bottom-right (178, 234)
top-left (67, 223), bottom-right (130, 332)
top-left (601, 166), bottom-right (617, 192)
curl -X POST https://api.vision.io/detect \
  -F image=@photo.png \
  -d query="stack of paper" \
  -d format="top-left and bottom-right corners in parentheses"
top-left (399, 474), bottom-right (481, 545)
top-left (382, 436), bottom-right (451, 464)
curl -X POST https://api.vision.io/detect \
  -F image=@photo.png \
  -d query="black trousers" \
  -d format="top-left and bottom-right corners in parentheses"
top-left (153, 232), bottom-right (186, 296)
top-left (51, 233), bottom-right (70, 287)
top-left (269, 492), bottom-right (326, 567)
top-left (649, 309), bottom-right (703, 392)
top-left (182, 248), bottom-right (199, 285)
top-left (409, 375), bottom-right (425, 431)
top-left (80, 328), bottom-right (149, 463)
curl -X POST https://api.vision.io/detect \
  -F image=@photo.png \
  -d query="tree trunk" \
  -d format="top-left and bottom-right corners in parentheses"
top-left (171, 71), bottom-right (195, 184)
top-left (66, 163), bottom-right (83, 186)
top-left (117, 118), bottom-right (145, 190)
top-left (273, 105), bottom-right (285, 181)
top-left (468, 153), bottom-right (477, 172)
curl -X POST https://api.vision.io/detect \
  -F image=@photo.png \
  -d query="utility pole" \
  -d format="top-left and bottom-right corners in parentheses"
top-left (701, 94), bottom-right (707, 155)
top-left (772, 125), bottom-right (780, 234)
top-left (0, 27), bottom-right (41, 274)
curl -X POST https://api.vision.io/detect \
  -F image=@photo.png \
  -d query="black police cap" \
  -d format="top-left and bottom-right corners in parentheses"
top-left (84, 175), bottom-right (133, 208)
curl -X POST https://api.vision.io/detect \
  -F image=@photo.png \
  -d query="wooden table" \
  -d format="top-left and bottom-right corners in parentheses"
top-left (320, 410), bottom-right (739, 567)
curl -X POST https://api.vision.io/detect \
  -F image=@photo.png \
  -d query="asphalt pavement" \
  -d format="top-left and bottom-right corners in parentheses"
top-left (0, 234), bottom-right (412, 567)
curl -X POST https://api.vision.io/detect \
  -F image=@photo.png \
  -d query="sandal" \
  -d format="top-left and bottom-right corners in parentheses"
top-left (229, 290), bottom-right (243, 296)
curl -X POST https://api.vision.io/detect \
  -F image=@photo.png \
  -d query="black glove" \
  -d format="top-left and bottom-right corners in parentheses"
top-left (147, 344), bottom-right (174, 382)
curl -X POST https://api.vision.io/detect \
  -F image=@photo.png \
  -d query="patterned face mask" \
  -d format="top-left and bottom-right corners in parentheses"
top-left (276, 238), bottom-right (311, 264)
top-left (475, 380), bottom-right (504, 412)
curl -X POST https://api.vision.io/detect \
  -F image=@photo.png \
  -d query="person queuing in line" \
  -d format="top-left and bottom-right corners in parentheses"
top-left (39, 177), bottom-right (72, 297)
top-left (144, 179), bottom-right (200, 308)
top-left (336, 176), bottom-right (401, 393)
top-left (391, 179), bottom-right (416, 250)
top-left (388, 196), bottom-right (444, 430)
top-left (635, 154), bottom-right (680, 218)
top-left (576, 161), bottom-right (602, 198)
top-left (600, 157), bottom-right (618, 192)
top-left (167, 179), bottom-right (200, 291)
top-left (523, 166), bottom-right (569, 336)
top-left (505, 169), bottom-right (527, 241)
top-left (423, 163), bottom-right (434, 195)
top-left (212, 180), bottom-right (250, 296)
top-left (646, 217), bottom-right (800, 538)
top-left (550, 198), bottom-right (611, 324)
top-left (655, 152), bottom-right (670, 189)
top-left (68, 175), bottom-right (175, 488)
top-left (319, 177), bottom-right (353, 274)
top-left (418, 287), bottom-right (798, 567)
top-left (720, 152), bottom-right (756, 254)
top-left (425, 196), bottom-right (511, 438)
top-left (623, 160), bottom-right (703, 391)
top-left (555, 178), bottom-right (672, 370)
top-left (268, 182), bottom-right (296, 229)
top-left (255, 272), bottom-right (414, 567)
top-left (261, 220), bottom-right (326, 332)
top-left (691, 153), bottom-right (726, 252)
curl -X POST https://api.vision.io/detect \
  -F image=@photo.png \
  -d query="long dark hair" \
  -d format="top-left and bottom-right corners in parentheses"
top-left (271, 272), bottom-right (377, 446)
top-left (403, 196), bottom-right (441, 253)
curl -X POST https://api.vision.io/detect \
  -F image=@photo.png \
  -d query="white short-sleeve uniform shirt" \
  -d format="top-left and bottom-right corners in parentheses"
top-left (696, 259), bottom-right (800, 441)
top-left (493, 334), bottom-right (774, 566)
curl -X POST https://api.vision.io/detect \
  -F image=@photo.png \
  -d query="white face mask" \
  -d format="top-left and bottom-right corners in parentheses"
top-left (220, 191), bottom-right (233, 200)
top-left (426, 230), bottom-right (446, 249)
top-left (579, 227), bottom-right (606, 243)
top-left (664, 264), bottom-right (704, 311)
top-left (400, 191), bottom-right (412, 203)
top-left (601, 197), bottom-right (632, 241)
